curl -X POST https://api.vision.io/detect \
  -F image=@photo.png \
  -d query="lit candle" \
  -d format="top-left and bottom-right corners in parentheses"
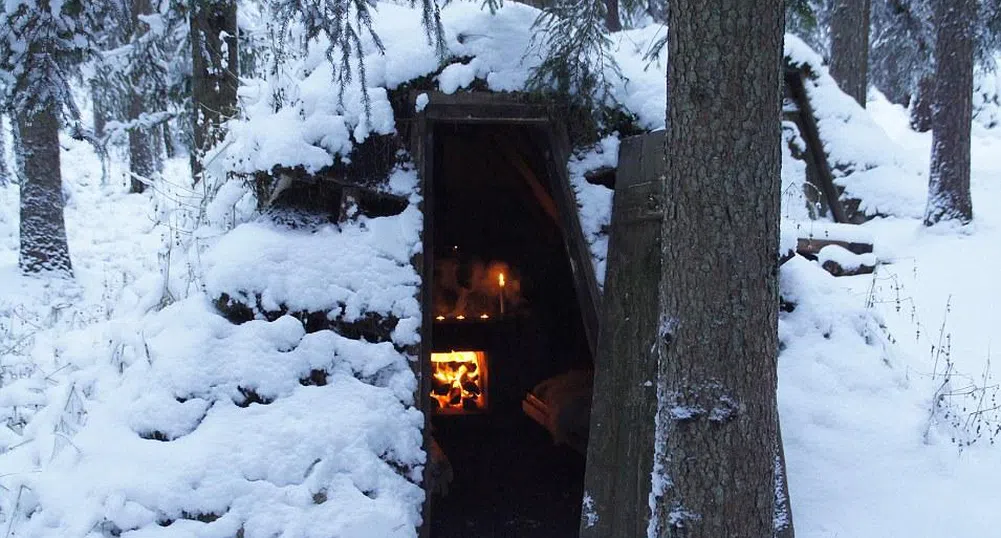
top-left (498, 272), bottom-right (506, 315)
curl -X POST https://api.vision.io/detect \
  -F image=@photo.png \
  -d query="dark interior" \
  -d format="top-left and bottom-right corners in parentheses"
top-left (428, 123), bottom-right (592, 538)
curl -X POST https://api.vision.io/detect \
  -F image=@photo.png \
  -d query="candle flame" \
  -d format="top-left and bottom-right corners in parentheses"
top-left (498, 272), bottom-right (505, 287)
top-left (435, 315), bottom-right (445, 321)
top-left (456, 314), bottom-right (466, 320)
top-left (480, 314), bottom-right (489, 319)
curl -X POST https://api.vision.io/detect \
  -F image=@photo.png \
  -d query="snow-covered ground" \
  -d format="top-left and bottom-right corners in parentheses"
top-left (2, 7), bottom-right (1001, 536)
top-left (778, 94), bottom-right (1001, 537)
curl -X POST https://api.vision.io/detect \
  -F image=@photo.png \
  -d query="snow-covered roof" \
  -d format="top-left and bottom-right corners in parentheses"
top-left (220, 2), bottom-right (668, 177)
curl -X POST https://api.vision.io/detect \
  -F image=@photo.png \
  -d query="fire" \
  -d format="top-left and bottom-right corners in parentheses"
top-left (498, 272), bottom-right (505, 287)
top-left (431, 351), bottom-right (488, 414)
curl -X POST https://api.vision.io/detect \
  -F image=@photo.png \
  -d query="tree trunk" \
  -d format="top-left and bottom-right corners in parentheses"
top-left (0, 115), bottom-right (8, 185)
top-left (190, 0), bottom-right (238, 183)
top-left (652, 0), bottom-right (782, 536)
top-left (91, 78), bottom-right (108, 141)
top-left (128, 0), bottom-right (157, 193)
top-left (15, 104), bottom-right (73, 276)
top-left (604, 0), bottom-right (622, 31)
top-left (910, 74), bottom-right (934, 132)
top-left (925, 0), bottom-right (975, 225)
top-left (829, 0), bottom-right (871, 107)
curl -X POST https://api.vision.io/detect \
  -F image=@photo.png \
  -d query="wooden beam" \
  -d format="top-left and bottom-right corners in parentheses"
top-left (784, 68), bottom-right (850, 223)
top-left (542, 118), bottom-right (602, 361)
top-left (796, 236), bottom-right (873, 257)
top-left (487, 131), bottom-right (561, 225)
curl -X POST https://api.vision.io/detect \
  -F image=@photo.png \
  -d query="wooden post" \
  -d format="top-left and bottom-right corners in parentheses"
top-left (579, 132), bottom-right (664, 538)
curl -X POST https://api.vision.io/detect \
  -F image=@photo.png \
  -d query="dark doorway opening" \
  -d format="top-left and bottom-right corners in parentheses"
top-left (426, 122), bottom-right (593, 538)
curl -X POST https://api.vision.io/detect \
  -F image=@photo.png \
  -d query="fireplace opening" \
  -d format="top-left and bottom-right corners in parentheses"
top-left (426, 122), bottom-right (594, 538)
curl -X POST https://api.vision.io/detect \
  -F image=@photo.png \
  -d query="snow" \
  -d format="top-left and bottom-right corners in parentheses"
top-left (1, 135), bottom-right (425, 536)
top-left (222, 2), bottom-right (670, 177)
top-left (567, 136), bottom-right (618, 288)
top-left (785, 35), bottom-right (926, 220)
top-left (773, 87), bottom-right (1001, 538)
top-left (816, 244), bottom-right (876, 272)
top-left (2, 11), bottom-right (1001, 538)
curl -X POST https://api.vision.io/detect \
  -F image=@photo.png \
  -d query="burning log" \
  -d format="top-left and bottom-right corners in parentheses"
top-left (430, 351), bottom-right (489, 414)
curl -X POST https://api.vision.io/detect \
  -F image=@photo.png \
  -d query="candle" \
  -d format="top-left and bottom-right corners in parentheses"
top-left (498, 272), bottom-right (506, 315)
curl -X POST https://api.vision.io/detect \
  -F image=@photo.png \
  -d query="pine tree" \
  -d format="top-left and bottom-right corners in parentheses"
top-left (829, 0), bottom-right (871, 106)
top-left (127, 0), bottom-right (160, 193)
top-left (925, 0), bottom-right (976, 225)
top-left (869, 0), bottom-right (931, 107)
top-left (527, 0), bottom-right (620, 137)
top-left (651, 0), bottom-right (783, 535)
top-left (0, 1), bottom-right (112, 276)
top-left (191, 0), bottom-right (238, 183)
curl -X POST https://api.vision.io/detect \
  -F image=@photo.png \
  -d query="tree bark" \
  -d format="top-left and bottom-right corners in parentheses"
top-left (128, 0), bottom-right (156, 193)
top-left (910, 74), bottom-right (934, 132)
top-left (925, 0), bottom-right (975, 225)
top-left (829, 0), bottom-right (871, 107)
top-left (652, 0), bottom-right (783, 536)
top-left (0, 115), bottom-right (8, 185)
top-left (15, 104), bottom-right (73, 276)
top-left (604, 0), bottom-right (622, 31)
top-left (190, 0), bottom-right (238, 183)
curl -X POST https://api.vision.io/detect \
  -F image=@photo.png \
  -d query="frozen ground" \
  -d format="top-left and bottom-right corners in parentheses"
top-left (777, 94), bottom-right (1001, 537)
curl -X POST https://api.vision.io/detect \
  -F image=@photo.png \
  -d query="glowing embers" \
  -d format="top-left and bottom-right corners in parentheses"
top-left (430, 351), bottom-right (489, 414)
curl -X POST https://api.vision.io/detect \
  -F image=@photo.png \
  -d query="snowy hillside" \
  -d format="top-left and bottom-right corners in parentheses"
top-left (1, 3), bottom-right (1001, 537)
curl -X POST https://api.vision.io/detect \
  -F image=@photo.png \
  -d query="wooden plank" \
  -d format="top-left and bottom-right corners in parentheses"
top-left (784, 68), bottom-right (850, 223)
top-left (414, 105), bottom-right (434, 538)
top-left (542, 116), bottom-right (602, 361)
top-left (579, 131), bottom-right (664, 538)
top-left (796, 237), bottom-right (872, 257)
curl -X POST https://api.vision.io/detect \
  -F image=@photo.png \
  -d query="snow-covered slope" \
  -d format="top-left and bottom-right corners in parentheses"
top-left (776, 93), bottom-right (1001, 537)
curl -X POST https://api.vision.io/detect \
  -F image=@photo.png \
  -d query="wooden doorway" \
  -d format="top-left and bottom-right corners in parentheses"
top-left (412, 93), bottom-right (600, 538)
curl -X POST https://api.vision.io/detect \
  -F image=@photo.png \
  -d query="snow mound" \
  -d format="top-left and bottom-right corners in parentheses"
top-left (1, 166), bottom-right (427, 537)
top-left (204, 204), bottom-right (422, 346)
top-left (0, 296), bottom-right (424, 538)
top-left (784, 35), bottom-right (925, 219)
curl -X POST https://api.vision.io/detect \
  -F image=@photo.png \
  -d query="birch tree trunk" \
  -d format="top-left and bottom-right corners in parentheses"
top-left (16, 105), bottom-right (72, 276)
top-left (829, 0), bottom-right (871, 107)
top-left (190, 0), bottom-right (238, 183)
top-left (925, 0), bottom-right (975, 225)
top-left (652, 0), bottom-right (782, 535)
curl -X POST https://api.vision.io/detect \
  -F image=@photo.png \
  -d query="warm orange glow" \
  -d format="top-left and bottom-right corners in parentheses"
top-left (435, 315), bottom-right (445, 321)
top-left (498, 272), bottom-right (506, 287)
top-left (479, 313), bottom-right (489, 319)
top-left (430, 351), bottom-right (488, 414)
top-left (456, 314), bottom-right (466, 320)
